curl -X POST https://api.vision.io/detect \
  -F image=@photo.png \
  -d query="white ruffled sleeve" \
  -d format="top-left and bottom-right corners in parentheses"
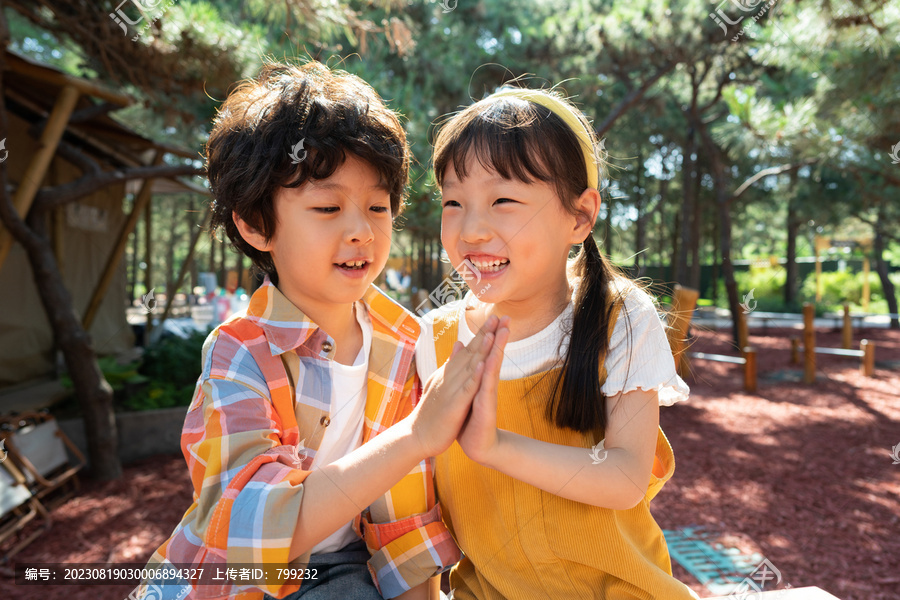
top-left (599, 286), bottom-right (690, 406)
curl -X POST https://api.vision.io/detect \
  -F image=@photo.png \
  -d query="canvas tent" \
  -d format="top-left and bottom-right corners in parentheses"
top-left (0, 50), bottom-right (204, 389)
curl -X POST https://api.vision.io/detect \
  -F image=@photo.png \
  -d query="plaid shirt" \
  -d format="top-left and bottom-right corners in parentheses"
top-left (137, 279), bottom-right (460, 599)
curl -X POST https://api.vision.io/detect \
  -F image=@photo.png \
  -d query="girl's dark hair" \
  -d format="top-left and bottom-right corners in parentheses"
top-left (433, 90), bottom-right (636, 435)
top-left (207, 60), bottom-right (410, 283)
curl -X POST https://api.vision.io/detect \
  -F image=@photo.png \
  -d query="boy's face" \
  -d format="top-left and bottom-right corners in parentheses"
top-left (240, 154), bottom-right (393, 310)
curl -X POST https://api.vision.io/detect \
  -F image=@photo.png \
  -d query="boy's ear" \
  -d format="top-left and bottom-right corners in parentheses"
top-left (571, 188), bottom-right (601, 244)
top-left (232, 211), bottom-right (272, 252)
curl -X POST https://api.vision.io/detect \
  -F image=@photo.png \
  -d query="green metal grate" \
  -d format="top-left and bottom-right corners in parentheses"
top-left (662, 526), bottom-right (765, 595)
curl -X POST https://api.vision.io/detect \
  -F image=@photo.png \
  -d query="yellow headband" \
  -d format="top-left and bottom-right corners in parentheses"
top-left (486, 88), bottom-right (601, 191)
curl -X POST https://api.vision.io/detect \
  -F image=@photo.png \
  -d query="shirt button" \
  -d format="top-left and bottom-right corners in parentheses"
top-left (320, 416), bottom-right (331, 427)
top-left (322, 341), bottom-right (333, 353)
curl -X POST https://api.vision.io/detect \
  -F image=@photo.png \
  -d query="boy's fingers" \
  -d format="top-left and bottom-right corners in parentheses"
top-left (450, 341), bottom-right (463, 358)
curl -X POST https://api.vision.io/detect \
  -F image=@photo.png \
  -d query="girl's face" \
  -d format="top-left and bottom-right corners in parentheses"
top-left (440, 156), bottom-right (598, 313)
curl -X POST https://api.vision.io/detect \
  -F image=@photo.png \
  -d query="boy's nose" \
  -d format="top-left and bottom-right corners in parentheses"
top-left (346, 212), bottom-right (376, 244)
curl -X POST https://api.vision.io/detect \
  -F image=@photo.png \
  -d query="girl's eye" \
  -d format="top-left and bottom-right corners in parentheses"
top-left (314, 207), bottom-right (339, 213)
top-left (495, 197), bottom-right (516, 205)
top-left (442, 200), bottom-right (460, 208)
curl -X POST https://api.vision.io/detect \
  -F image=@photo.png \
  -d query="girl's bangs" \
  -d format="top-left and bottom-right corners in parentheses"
top-left (435, 99), bottom-right (561, 188)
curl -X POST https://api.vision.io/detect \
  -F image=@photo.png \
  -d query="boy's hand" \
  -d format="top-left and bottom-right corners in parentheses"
top-left (457, 316), bottom-right (510, 465)
top-left (409, 315), bottom-right (506, 458)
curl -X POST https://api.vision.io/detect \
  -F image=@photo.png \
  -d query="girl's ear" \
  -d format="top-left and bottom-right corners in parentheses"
top-left (570, 188), bottom-right (602, 244)
top-left (232, 211), bottom-right (272, 252)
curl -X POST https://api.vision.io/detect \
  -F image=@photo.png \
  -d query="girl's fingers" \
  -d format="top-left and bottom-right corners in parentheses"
top-left (461, 361), bottom-right (485, 398)
top-left (463, 315), bottom-right (499, 358)
top-left (483, 322), bottom-right (509, 383)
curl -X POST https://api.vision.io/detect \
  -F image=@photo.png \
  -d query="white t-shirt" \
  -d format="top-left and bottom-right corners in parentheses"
top-left (415, 281), bottom-right (690, 406)
top-left (308, 301), bottom-right (372, 555)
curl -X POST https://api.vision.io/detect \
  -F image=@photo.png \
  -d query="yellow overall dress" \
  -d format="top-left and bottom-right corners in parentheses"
top-left (431, 302), bottom-right (696, 600)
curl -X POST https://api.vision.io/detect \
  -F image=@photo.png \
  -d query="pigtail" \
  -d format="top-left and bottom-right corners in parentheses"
top-left (548, 232), bottom-right (624, 433)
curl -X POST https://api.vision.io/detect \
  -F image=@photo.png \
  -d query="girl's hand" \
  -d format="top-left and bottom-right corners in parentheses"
top-left (457, 316), bottom-right (510, 465)
top-left (408, 315), bottom-right (504, 458)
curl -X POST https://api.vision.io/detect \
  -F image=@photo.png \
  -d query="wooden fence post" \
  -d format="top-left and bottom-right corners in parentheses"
top-left (737, 308), bottom-right (749, 352)
top-left (861, 339), bottom-right (875, 377)
top-left (743, 347), bottom-right (757, 393)
top-left (803, 303), bottom-right (816, 384)
top-left (842, 303), bottom-right (852, 350)
top-left (667, 285), bottom-right (700, 378)
top-left (790, 338), bottom-right (799, 365)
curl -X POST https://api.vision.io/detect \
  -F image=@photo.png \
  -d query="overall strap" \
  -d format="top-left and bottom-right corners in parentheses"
top-left (432, 306), bottom-right (463, 367)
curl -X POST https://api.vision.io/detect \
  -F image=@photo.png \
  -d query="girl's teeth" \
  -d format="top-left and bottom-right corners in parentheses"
top-left (470, 259), bottom-right (509, 272)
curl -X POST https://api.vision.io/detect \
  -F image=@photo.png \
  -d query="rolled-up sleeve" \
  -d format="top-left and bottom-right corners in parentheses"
top-left (356, 370), bottom-right (462, 598)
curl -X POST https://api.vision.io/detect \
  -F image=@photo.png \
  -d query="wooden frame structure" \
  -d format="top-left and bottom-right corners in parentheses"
top-left (666, 285), bottom-right (758, 393)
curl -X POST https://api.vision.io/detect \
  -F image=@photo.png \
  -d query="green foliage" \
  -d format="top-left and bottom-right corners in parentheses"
top-left (799, 269), bottom-right (886, 311)
top-left (121, 331), bottom-right (208, 412)
top-left (736, 267), bottom-right (788, 312)
top-left (61, 356), bottom-right (148, 392)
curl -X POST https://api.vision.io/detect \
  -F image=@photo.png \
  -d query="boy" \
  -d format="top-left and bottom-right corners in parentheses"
top-left (134, 61), bottom-right (505, 600)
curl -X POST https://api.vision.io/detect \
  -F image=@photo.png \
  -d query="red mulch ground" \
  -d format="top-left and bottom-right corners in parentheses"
top-left (2, 326), bottom-right (898, 600)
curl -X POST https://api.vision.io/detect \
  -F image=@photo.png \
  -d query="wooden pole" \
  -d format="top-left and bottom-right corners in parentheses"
top-left (0, 85), bottom-right (80, 271)
top-left (144, 198), bottom-right (154, 338)
top-left (743, 347), bottom-right (757, 393)
top-left (666, 285), bottom-right (700, 378)
top-left (842, 303), bottom-right (852, 350)
top-left (860, 339), bottom-right (875, 377)
top-left (82, 150), bottom-right (165, 329)
top-left (803, 303), bottom-right (816, 383)
top-left (737, 307), bottom-right (749, 351)
top-left (790, 337), bottom-right (799, 365)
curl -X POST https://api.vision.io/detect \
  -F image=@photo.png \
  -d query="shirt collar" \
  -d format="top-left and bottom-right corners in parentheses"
top-left (245, 277), bottom-right (420, 356)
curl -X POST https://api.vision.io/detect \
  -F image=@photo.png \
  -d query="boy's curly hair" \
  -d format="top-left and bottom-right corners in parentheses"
top-left (207, 60), bottom-right (410, 283)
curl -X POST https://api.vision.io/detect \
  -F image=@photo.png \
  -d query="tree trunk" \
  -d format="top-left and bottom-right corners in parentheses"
top-left (873, 225), bottom-right (899, 329)
top-left (656, 178), bottom-right (669, 277)
top-left (417, 235), bottom-right (426, 294)
top-left (129, 203), bottom-right (139, 303)
top-left (712, 214), bottom-right (720, 305)
top-left (634, 150), bottom-right (646, 277)
top-left (784, 198), bottom-right (800, 309)
top-left (604, 196), bottom-right (613, 257)
top-left (0, 33), bottom-right (121, 479)
top-left (188, 198), bottom-right (198, 290)
top-left (670, 210), bottom-right (680, 285)
top-left (698, 120), bottom-right (741, 345)
top-left (677, 121), bottom-right (697, 285)
top-left (689, 161), bottom-right (703, 290)
top-left (217, 235), bottom-right (227, 289)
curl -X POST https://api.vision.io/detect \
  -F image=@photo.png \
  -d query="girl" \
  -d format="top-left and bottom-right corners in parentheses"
top-left (416, 87), bottom-right (697, 599)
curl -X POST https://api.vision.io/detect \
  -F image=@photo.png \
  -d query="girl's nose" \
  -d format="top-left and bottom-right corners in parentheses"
top-left (459, 210), bottom-right (491, 244)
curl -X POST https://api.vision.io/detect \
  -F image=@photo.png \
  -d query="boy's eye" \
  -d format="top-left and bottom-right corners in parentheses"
top-left (442, 200), bottom-right (460, 208)
top-left (314, 207), bottom-right (339, 213)
top-left (370, 205), bottom-right (390, 214)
